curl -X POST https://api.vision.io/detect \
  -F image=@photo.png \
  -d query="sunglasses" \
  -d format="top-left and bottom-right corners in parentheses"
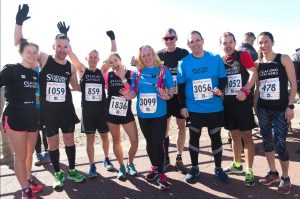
top-left (163, 36), bottom-right (176, 41)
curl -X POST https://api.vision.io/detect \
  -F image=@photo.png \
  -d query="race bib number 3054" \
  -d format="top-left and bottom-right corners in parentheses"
top-left (193, 78), bottom-right (213, 100)
top-left (109, 96), bottom-right (128, 116)
top-left (46, 82), bottom-right (66, 102)
top-left (139, 93), bottom-right (157, 113)
top-left (259, 77), bottom-right (280, 100)
top-left (85, 83), bottom-right (102, 101)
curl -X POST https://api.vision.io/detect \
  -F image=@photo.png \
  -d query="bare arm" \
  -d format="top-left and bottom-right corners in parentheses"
top-left (282, 54), bottom-right (297, 105)
top-left (106, 30), bottom-right (117, 52)
top-left (14, 24), bottom-right (23, 46)
top-left (253, 61), bottom-right (260, 113)
top-left (67, 45), bottom-right (86, 78)
top-left (69, 64), bottom-right (80, 91)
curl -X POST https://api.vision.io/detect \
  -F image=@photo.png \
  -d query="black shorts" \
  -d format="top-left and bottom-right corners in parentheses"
top-left (106, 99), bottom-right (135, 124)
top-left (81, 106), bottom-right (109, 134)
top-left (187, 111), bottom-right (224, 129)
top-left (2, 107), bottom-right (38, 132)
top-left (166, 95), bottom-right (185, 119)
top-left (224, 106), bottom-right (257, 131)
top-left (41, 106), bottom-right (80, 137)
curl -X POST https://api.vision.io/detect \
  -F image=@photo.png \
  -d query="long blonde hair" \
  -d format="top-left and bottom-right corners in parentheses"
top-left (137, 45), bottom-right (162, 71)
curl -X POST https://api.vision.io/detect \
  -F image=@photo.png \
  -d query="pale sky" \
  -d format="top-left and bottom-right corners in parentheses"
top-left (1, 0), bottom-right (300, 68)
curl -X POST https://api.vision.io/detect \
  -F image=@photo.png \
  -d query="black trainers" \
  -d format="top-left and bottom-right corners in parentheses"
top-left (157, 173), bottom-right (171, 191)
top-left (145, 166), bottom-right (158, 181)
top-left (185, 166), bottom-right (200, 183)
top-left (175, 159), bottom-right (187, 174)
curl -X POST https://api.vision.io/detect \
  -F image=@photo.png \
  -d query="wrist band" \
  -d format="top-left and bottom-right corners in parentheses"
top-left (240, 87), bottom-right (250, 96)
top-left (122, 79), bottom-right (127, 84)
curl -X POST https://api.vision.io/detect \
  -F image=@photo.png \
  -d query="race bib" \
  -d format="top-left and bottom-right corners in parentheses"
top-left (46, 82), bottom-right (66, 102)
top-left (139, 93), bottom-right (157, 113)
top-left (85, 83), bottom-right (102, 101)
top-left (109, 96), bottom-right (128, 116)
top-left (172, 75), bottom-right (178, 94)
top-left (225, 74), bottom-right (242, 95)
top-left (193, 78), bottom-right (213, 100)
top-left (259, 77), bottom-right (280, 100)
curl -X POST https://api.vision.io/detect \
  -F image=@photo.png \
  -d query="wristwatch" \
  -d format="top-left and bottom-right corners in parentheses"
top-left (287, 104), bottom-right (295, 110)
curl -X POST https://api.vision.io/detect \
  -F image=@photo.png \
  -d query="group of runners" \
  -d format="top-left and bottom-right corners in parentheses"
top-left (0, 4), bottom-right (297, 199)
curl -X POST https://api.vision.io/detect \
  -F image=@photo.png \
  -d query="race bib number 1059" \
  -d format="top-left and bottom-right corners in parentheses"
top-left (46, 82), bottom-right (66, 102)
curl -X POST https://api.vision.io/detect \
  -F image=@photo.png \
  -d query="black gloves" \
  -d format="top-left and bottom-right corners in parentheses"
top-left (57, 21), bottom-right (70, 35)
top-left (106, 30), bottom-right (115, 40)
top-left (16, 4), bottom-right (31, 25)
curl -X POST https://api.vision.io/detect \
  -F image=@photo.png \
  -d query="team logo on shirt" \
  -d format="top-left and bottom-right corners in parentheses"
top-left (21, 75), bottom-right (26, 79)
top-left (33, 77), bottom-right (37, 80)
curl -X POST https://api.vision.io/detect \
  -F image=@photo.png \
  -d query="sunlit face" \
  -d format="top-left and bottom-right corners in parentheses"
top-left (220, 36), bottom-right (236, 55)
top-left (54, 38), bottom-right (69, 60)
top-left (257, 35), bottom-right (274, 54)
top-left (21, 45), bottom-right (39, 67)
top-left (87, 51), bottom-right (100, 68)
top-left (108, 55), bottom-right (122, 71)
top-left (163, 32), bottom-right (177, 49)
top-left (140, 46), bottom-right (154, 67)
top-left (187, 33), bottom-right (204, 55)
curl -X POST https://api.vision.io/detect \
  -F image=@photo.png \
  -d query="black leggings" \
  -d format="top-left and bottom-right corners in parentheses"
top-left (189, 126), bottom-right (223, 168)
top-left (138, 116), bottom-right (167, 173)
top-left (35, 128), bottom-right (48, 154)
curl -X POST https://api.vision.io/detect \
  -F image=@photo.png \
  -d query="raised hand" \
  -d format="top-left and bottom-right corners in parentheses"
top-left (57, 21), bottom-right (70, 35)
top-left (106, 30), bottom-right (115, 40)
top-left (16, 4), bottom-right (31, 25)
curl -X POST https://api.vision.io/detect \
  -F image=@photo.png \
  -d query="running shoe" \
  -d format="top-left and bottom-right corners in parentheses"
top-left (185, 166), bottom-right (200, 183)
top-left (34, 153), bottom-right (45, 166)
top-left (145, 166), bottom-right (158, 181)
top-left (27, 178), bottom-right (43, 193)
top-left (277, 177), bottom-right (291, 195)
top-left (244, 170), bottom-right (255, 186)
top-left (157, 173), bottom-right (171, 191)
top-left (22, 188), bottom-right (36, 199)
top-left (87, 165), bottom-right (97, 178)
top-left (117, 165), bottom-right (127, 180)
top-left (53, 171), bottom-right (65, 189)
top-left (224, 162), bottom-right (244, 174)
top-left (175, 159), bottom-right (187, 174)
top-left (67, 169), bottom-right (86, 183)
top-left (259, 171), bottom-right (280, 185)
top-left (43, 151), bottom-right (50, 163)
top-left (215, 168), bottom-right (230, 183)
top-left (163, 158), bottom-right (171, 172)
top-left (104, 158), bottom-right (114, 171)
top-left (127, 163), bottom-right (138, 176)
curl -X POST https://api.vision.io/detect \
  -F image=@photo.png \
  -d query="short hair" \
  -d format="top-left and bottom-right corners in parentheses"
top-left (55, 33), bottom-right (70, 42)
top-left (187, 30), bottom-right (203, 44)
top-left (220, 32), bottom-right (236, 44)
top-left (108, 52), bottom-right (122, 62)
top-left (244, 32), bottom-right (256, 39)
top-left (18, 38), bottom-right (39, 54)
top-left (165, 28), bottom-right (177, 37)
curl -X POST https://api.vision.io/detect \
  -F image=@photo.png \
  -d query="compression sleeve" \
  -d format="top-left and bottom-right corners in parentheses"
top-left (178, 83), bottom-right (186, 109)
top-left (218, 76), bottom-right (227, 91)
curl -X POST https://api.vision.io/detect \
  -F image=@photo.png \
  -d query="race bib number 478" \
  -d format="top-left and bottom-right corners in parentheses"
top-left (192, 78), bottom-right (213, 100)
top-left (46, 82), bottom-right (66, 102)
top-left (259, 77), bottom-right (280, 100)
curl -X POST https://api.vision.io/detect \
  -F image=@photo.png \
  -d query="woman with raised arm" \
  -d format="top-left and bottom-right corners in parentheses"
top-left (59, 22), bottom-right (116, 178)
top-left (104, 52), bottom-right (139, 180)
top-left (1, 5), bottom-right (43, 199)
